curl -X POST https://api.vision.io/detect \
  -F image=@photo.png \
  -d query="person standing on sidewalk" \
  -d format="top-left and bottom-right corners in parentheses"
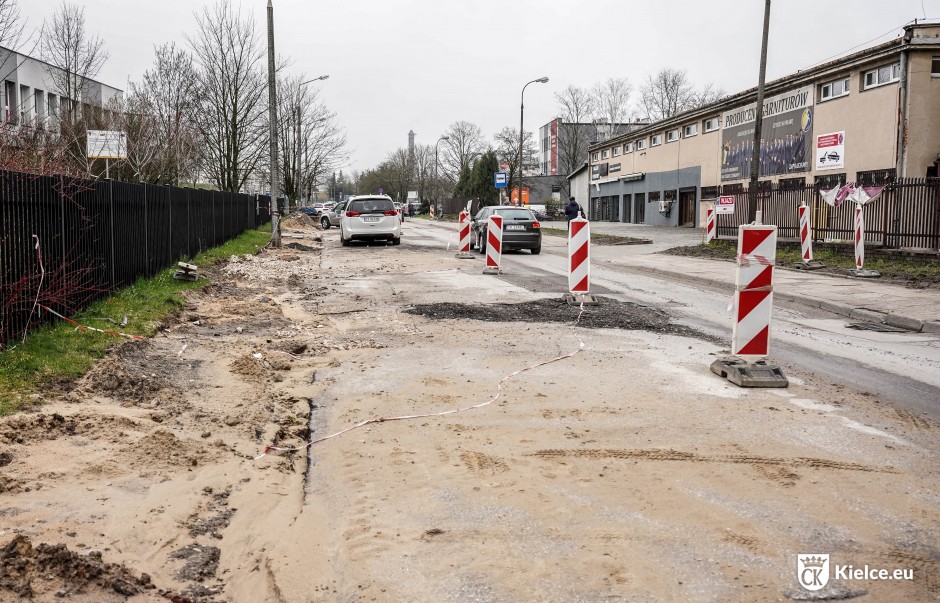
top-left (564, 196), bottom-right (585, 230)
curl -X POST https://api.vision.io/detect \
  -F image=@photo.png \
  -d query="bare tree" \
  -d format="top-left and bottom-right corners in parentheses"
top-left (0, 0), bottom-right (24, 48)
top-left (124, 43), bottom-right (201, 184)
top-left (39, 1), bottom-right (107, 122)
top-left (440, 120), bottom-right (485, 181)
top-left (554, 85), bottom-right (595, 176)
top-left (639, 67), bottom-right (724, 122)
top-left (591, 78), bottom-right (632, 141)
top-left (188, 1), bottom-right (267, 193)
top-left (493, 126), bottom-right (536, 195)
top-left (277, 74), bottom-right (347, 204)
top-left (411, 144), bottom-right (437, 203)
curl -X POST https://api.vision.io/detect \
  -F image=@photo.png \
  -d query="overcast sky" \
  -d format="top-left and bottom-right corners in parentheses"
top-left (16, 0), bottom-right (940, 173)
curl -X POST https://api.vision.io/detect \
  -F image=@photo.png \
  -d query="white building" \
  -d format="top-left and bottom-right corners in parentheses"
top-left (0, 45), bottom-right (123, 129)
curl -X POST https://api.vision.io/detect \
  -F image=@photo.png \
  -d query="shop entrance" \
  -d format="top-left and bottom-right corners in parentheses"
top-left (678, 189), bottom-right (696, 228)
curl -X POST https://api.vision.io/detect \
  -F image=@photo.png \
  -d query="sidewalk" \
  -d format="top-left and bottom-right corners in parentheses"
top-left (421, 217), bottom-right (940, 333)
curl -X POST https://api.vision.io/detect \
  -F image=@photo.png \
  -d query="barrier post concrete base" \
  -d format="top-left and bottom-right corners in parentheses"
top-left (564, 293), bottom-right (598, 306)
top-left (849, 268), bottom-right (881, 278)
top-left (793, 259), bottom-right (825, 271)
top-left (709, 357), bottom-right (788, 388)
top-left (482, 266), bottom-right (501, 275)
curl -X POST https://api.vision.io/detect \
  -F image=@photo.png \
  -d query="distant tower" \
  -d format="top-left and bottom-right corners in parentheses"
top-left (408, 130), bottom-right (416, 163)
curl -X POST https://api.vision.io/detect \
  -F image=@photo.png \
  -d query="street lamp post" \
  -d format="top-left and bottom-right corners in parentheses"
top-left (435, 135), bottom-right (449, 215)
top-left (519, 76), bottom-right (549, 207)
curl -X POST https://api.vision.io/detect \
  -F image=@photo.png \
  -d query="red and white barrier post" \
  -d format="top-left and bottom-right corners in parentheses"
top-left (456, 210), bottom-right (474, 259)
top-left (705, 207), bottom-right (716, 243)
top-left (854, 204), bottom-right (865, 271)
top-left (567, 218), bottom-right (592, 304)
top-left (483, 214), bottom-right (503, 274)
top-left (710, 224), bottom-right (787, 387)
top-left (799, 204), bottom-right (812, 261)
top-left (732, 225), bottom-right (777, 358)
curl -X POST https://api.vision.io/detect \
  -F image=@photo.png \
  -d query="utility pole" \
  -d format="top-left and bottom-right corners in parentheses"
top-left (747, 0), bottom-right (772, 224)
top-left (266, 0), bottom-right (281, 246)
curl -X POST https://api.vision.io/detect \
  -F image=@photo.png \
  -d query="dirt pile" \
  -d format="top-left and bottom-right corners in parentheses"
top-left (0, 535), bottom-right (154, 600)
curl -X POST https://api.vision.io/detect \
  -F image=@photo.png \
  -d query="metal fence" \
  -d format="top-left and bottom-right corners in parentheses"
top-left (0, 170), bottom-right (272, 347)
top-left (715, 178), bottom-right (940, 251)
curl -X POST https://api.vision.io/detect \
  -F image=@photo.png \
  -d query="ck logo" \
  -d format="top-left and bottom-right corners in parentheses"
top-left (797, 554), bottom-right (830, 591)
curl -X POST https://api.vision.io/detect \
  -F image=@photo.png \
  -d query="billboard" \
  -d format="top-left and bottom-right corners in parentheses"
top-left (591, 163), bottom-right (608, 180)
top-left (815, 131), bottom-right (845, 171)
top-left (720, 86), bottom-right (813, 181)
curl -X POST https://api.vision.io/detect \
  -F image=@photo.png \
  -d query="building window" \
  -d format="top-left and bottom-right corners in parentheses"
top-left (683, 123), bottom-right (698, 137)
top-left (815, 173), bottom-right (846, 191)
top-left (602, 149), bottom-right (610, 159)
top-left (635, 139), bottom-right (647, 150)
top-left (649, 191), bottom-right (661, 202)
top-left (624, 142), bottom-right (634, 153)
top-left (932, 56), bottom-right (940, 77)
top-left (779, 177), bottom-right (806, 190)
top-left (592, 152), bottom-right (599, 161)
top-left (700, 186), bottom-right (719, 199)
top-left (666, 129), bottom-right (679, 143)
top-left (650, 134), bottom-right (663, 146)
top-left (612, 145), bottom-right (621, 157)
top-left (863, 63), bottom-right (900, 90)
top-left (703, 117), bottom-right (720, 133)
top-left (721, 183), bottom-right (744, 195)
top-left (857, 169), bottom-right (896, 186)
top-left (819, 77), bottom-right (850, 101)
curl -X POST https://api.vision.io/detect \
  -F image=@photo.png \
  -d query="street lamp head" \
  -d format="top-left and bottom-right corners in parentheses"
top-left (440, 135), bottom-right (450, 141)
top-left (537, 76), bottom-right (549, 83)
top-left (317, 75), bottom-right (329, 81)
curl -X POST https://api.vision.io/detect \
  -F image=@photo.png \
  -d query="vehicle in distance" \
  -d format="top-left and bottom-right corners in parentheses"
top-left (471, 206), bottom-right (541, 255)
top-left (319, 200), bottom-right (347, 229)
top-left (339, 195), bottom-right (402, 246)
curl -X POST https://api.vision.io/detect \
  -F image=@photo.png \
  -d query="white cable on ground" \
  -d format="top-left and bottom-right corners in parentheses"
top-left (22, 235), bottom-right (45, 343)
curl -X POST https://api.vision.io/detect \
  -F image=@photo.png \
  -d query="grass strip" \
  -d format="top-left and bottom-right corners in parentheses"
top-left (541, 227), bottom-right (652, 245)
top-left (0, 225), bottom-right (271, 416)
top-left (663, 240), bottom-right (940, 284)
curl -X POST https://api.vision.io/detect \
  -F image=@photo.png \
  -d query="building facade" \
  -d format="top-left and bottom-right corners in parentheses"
top-left (586, 23), bottom-right (940, 227)
top-left (539, 118), bottom-right (646, 177)
top-left (1, 45), bottom-right (123, 129)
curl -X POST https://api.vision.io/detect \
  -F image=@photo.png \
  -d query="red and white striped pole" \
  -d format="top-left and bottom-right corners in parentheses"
top-left (483, 214), bottom-right (503, 273)
top-left (456, 210), bottom-right (473, 258)
top-left (798, 204), bottom-right (813, 262)
top-left (705, 207), bottom-right (716, 243)
top-left (854, 204), bottom-right (865, 270)
top-left (732, 225), bottom-right (777, 359)
top-left (568, 217), bottom-right (590, 295)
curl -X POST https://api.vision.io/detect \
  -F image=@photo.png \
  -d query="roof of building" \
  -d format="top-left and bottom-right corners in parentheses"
top-left (0, 44), bottom-right (123, 92)
top-left (566, 161), bottom-right (589, 180)
top-left (589, 22), bottom-right (940, 152)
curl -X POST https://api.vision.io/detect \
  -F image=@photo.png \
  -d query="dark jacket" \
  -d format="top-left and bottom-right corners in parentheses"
top-left (564, 200), bottom-right (582, 220)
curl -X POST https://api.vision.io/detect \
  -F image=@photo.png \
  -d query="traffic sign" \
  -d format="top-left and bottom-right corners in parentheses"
top-left (494, 172), bottom-right (508, 188)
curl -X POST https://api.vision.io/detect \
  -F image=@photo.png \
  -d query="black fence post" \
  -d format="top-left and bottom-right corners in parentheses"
top-left (109, 178), bottom-right (116, 289)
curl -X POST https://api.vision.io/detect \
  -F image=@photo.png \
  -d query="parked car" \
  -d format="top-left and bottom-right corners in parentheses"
top-left (339, 195), bottom-right (402, 246)
top-left (471, 206), bottom-right (542, 255)
top-left (319, 200), bottom-right (347, 229)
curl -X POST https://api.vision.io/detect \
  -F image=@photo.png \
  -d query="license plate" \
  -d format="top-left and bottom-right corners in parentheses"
top-left (363, 216), bottom-right (380, 223)
top-left (506, 224), bottom-right (525, 231)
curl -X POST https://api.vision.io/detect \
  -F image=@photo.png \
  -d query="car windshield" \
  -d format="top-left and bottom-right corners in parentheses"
top-left (348, 198), bottom-right (394, 213)
top-left (493, 208), bottom-right (534, 220)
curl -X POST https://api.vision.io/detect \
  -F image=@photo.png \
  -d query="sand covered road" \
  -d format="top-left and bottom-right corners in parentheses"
top-left (0, 219), bottom-right (937, 602)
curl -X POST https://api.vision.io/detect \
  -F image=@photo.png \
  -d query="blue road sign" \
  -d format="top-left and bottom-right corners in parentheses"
top-left (494, 172), bottom-right (508, 188)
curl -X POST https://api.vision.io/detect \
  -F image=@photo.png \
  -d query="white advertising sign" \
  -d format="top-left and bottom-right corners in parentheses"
top-left (716, 195), bottom-right (736, 214)
top-left (86, 130), bottom-right (128, 159)
top-left (815, 131), bottom-right (844, 171)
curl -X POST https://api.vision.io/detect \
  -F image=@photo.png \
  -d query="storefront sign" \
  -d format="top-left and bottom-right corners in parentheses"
top-left (591, 163), bottom-right (608, 180)
top-left (716, 195), bottom-right (736, 214)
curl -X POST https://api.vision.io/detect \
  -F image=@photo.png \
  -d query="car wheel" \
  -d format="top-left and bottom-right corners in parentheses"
top-left (531, 246), bottom-right (541, 255)
top-left (321, 217), bottom-right (330, 229)
top-left (340, 229), bottom-right (350, 246)
top-left (391, 236), bottom-right (401, 246)
top-left (477, 230), bottom-right (486, 254)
